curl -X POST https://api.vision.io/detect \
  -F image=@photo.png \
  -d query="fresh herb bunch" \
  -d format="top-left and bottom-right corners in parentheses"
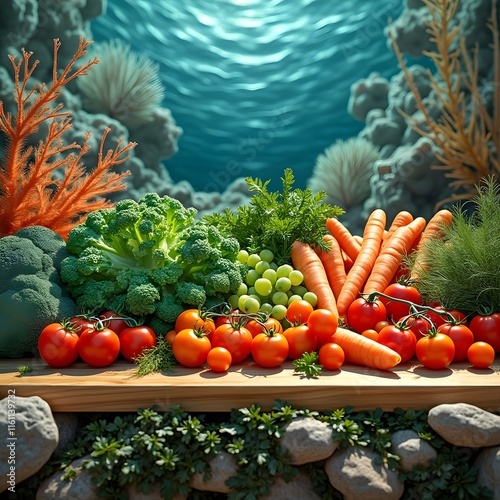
top-left (203, 168), bottom-right (344, 265)
top-left (412, 177), bottom-right (500, 315)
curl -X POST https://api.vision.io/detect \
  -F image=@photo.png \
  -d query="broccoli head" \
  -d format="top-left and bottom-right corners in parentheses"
top-left (0, 227), bottom-right (78, 358)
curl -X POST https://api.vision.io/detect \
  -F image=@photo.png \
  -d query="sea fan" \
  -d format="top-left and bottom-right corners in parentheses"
top-left (77, 39), bottom-right (165, 127)
top-left (0, 38), bottom-right (135, 239)
top-left (308, 137), bottom-right (379, 210)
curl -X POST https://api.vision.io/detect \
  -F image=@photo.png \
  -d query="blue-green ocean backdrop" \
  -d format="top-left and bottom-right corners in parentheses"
top-left (91, 0), bottom-right (404, 192)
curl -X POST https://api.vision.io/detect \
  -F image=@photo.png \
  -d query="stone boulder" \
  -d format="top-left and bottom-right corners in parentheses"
top-left (390, 429), bottom-right (437, 471)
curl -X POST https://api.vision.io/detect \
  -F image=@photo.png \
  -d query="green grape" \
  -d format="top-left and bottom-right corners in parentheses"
top-left (271, 304), bottom-right (287, 320)
top-left (262, 268), bottom-right (277, 284)
top-left (275, 277), bottom-right (291, 293)
top-left (246, 269), bottom-right (260, 286)
top-left (303, 292), bottom-right (318, 307)
top-left (276, 264), bottom-right (294, 278)
top-left (287, 294), bottom-right (303, 306)
top-left (255, 260), bottom-right (270, 275)
top-left (254, 278), bottom-right (273, 297)
top-left (228, 294), bottom-right (240, 310)
top-left (247, 253), bottom-right (261, 268)
top-left (238, 294), bottom-right (250, 311)
top-left (237, 249), bottom-right (249, 264)
top-left (260, 302), bottom-right (273, 315)
top-left (242, 296), bottom-right (260, 314)
top-left (291, 285), bottom-right (308, 297)
top-left (269, 262), bottom-right (278, 270)
top-left (259, 249), bottom-right (274, 263)
top-left (289, 270), bottom-right (304, 286)
top-left (272, 291), bottom-right (289, 306)
top-left (237, 282), bottom-right (248, 296)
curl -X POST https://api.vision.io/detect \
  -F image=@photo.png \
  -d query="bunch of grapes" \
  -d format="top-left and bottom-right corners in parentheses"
top-left (229, 249), bottom-right (317, 320)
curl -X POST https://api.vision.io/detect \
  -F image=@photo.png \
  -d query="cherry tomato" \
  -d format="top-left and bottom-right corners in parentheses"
top-left (467, 341), bottom-right (495, 369)
top-left (361, 329), bottom-right (379, 341)
top-left (78, 326), bottom-right (121, 367)
top-left (286, 300), bottom-right (314, 325)
top-left (437, 322), bottom-right (475, 362)
top-left (347, 297), bottom-right (387, 334)
top-left (318, 343), bottom-right (345, 370)
top-left (206, 347), bottom-right (232, 372)
top-left (400, 314), bottom-right (432, 341)
top-left (38, 322), bottom-right (80, 368)
top-left (211, 324), bottom-right (253, 364)
top-left (374, 320), bottom-right (390, 332)
top-left (214, 310), bottom-right (241, 328)
top-left (172, 328), bottom-right (211, 367)
top-left (245, 317), bottom-right (283, 338)
top-left (165, 329), bottom-right (177, 345)
top-left (283, 324), bottom-right (317, 360)
top-left (378, 324), bottom-right (417, 363)
top-left (120, 326), bottom-right (157, 362)
top-left (175, 309), bottom-right (216, 340)
top-left (381, 282), bottom-right (422, 322)
top-left (469, 313), bottom-right (500, 352)
top-left (307, 309), bottom-right (338, 346)
top-left (415, 331), bottom-right (455, 369)
top-left (251, 331), bottom-right (289, 368)
top-left (69, 315), bottom-right (95, 336)
top-left (99, 310), bottom-right (129, 335)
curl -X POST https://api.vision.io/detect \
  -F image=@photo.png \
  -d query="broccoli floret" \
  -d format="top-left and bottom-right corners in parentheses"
top-left (0, 228), bottom-right (78, 358)
top-left (156, 294), bottom-right (184, 323)
top-left (126, 283), bottom-right (160, 316)
top-left (176, 281), bottom-right (206, 306)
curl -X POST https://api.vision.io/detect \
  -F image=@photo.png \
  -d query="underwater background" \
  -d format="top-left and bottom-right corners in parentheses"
top-left (91, 0), bottom-right (404, 192)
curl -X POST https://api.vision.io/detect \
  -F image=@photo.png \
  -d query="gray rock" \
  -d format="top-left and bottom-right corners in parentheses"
top-left (325, 447), bottom-right (404, 500)
top-left (0, 395), bottom-right (58, 494)
top-left (474, 445), bottom-right (500, 499)
top-left (428, 403), bottom-right (500, 448)
top-left (390, 429), bottom-right (437, 471)
top-left (36, 456), bottom-right (99, 500)
top-left (280, 416), bottom-right (338, 465)
top-left (189, 451), bottom-right (237, 493)
top-left (260, 468), bottom-right (322, 500)
top-left (53, 412), bottom-right (79, 453)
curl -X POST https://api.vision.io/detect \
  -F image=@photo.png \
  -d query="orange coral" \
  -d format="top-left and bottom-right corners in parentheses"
top-left (0, 37), bottom-right (136, 239)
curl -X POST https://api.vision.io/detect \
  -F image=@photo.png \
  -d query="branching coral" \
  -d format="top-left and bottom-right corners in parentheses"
top-left (0, 37), bottom-right (136, 239)
top-left (388, 0), bottom-right (500, 205)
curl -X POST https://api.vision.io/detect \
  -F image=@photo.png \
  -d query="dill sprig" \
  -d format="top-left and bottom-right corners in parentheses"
top-left (202, 168), bottom-right (344, 265)
top-left (414, 177), bottom-right (500, 315)
top-left (134, 337), bottom-right (176, 376)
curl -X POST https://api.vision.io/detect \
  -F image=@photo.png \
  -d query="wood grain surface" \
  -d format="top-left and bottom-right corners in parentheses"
top-left (0, 359), bottom-right (499, 413)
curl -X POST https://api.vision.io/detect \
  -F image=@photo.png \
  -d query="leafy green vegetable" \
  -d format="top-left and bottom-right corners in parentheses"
top-left (412, 177), bottom-right (500, 315)
top-left (60, 193), bottom-right (245, 333)
top-left (203, 168), bottom-right (344, 265)
top-left (292, 351), bottom-right (323, 378)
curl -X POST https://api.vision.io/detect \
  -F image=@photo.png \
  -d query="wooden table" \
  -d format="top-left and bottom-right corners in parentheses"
top-left (1, 358), bottom-right (499, 413)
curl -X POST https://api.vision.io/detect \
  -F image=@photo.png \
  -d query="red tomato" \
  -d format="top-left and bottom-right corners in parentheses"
top-left (245, 318), bottom-right (283, 338)
top-left (172, 328), bottom-right (212, 367)
top-left (415, 332), bottom-right (455, 369)
top-left (175, 309), bottom-right (216, 340)
top-left (400, 314), bottom-right (432, 341)
top-left (381, 282), bottom-right (422, 322)
top-left (307, 309), bottom-right (338, 346)
top-left (361, 329), bottom-right (379, 341)
top-left (318, 343), bottom-right (345, 370)
top-left (347, 297), bottom-right (387, 334)
top-left (467, 342), bottom-right (495, 369)
top-left (251, 331), bottom-right (289, 368)
top-left (206, 347), bottom-right (232, 372)
top-left (469, 313), bottom-right (500, 352)
top-left (437, 322), bottom-right (475, 362)
top-left (283, 324), bottom-right (317, 360)
top-left (425, 306), bottom-right (466, 328)
top-left (286, 300), bottom-right (314, 325)
top-left (99, 310), bottom-right (129, 335)
top-left (214, 310), bottom-right (241, 329)
top-left (377, 324), bottom-right (417, 363)
top-left (78, 327), bottom-right (121, 367)
top-left (165, 329), bottom-right (177, 345)
top-left (120, 326), bottom-right (157, 362)
top-left (38, 322), bottom-right (80, 368)
top-left (69, 316), bottom-right (95, 336)
top-left (374, 320), bottom-right (390, 332)
top-left (211, 324), bottom-right (253, 364)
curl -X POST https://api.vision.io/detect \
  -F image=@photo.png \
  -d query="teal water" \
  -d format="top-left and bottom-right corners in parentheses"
top-left (91, 0), bottom-right (403, 192)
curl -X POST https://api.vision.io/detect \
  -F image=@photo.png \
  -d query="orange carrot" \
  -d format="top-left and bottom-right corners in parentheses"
top-left (326, 217), bottom-right (361, 262)
top-left (410, 209), bottom-right (453, 281)
top-left (353, 234), bottom-right (363, 246)
top-left (381, 211), bottom-right (414, 250)
top-left (363, 216), bottom-right (427, 294)
top-left (317, 235), bottom-right (346, 300)
top-left (332, 327), bottom-right (401, 370)
top-left (336, 209), bottom-right (387, 318)
top-left (342, 250), bottom-right (354, 273)
top-left (291, 240), bottom-right (339, 317)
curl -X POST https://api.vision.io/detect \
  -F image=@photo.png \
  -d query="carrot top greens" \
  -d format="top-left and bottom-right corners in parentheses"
top-left (202, 168), bottom-right (344, 265)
